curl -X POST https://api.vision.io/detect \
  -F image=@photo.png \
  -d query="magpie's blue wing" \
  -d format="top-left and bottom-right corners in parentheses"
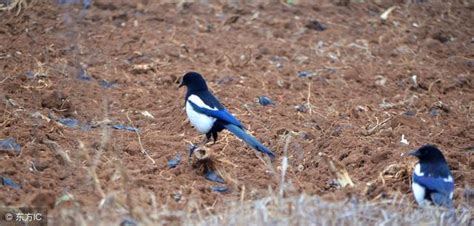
top-left (413, 174), bottom-right (454, 195)
top-left (188, 100), bottom-right (243, 128)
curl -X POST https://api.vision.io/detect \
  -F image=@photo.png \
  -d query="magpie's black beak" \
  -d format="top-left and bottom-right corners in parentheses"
top-left (406, 149), bottom-right (419, 157)
top-left (177, 77), bottom-right (184, 88)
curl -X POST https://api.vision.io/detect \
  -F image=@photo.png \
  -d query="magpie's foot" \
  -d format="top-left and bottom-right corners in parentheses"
top-left (198, 137), bottom-right (210, 147)
top-left (188, 144), bottom-right (198, 157)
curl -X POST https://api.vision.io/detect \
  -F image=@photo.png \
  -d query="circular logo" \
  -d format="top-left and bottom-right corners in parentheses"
top-left (4, 213), bottom-right (14, 221)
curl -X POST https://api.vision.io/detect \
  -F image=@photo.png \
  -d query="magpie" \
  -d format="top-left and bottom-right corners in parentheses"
top-left (178, 72), bottom-right (275, 159)
top-left (407, 144), bottom-right (454, 208)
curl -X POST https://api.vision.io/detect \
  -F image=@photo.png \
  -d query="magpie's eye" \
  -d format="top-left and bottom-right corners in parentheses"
top-left (421, 149), bottom-right (427, 156)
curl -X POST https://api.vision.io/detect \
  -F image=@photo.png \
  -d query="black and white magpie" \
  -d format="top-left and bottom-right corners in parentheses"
top-left (408, 144), bottom-right (454, 208)
top-left (178, 72), bottom-right (275, 159)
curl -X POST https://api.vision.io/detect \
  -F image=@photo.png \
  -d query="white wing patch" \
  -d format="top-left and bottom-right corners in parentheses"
top-left (414, 163), bottom-right (424, 176)
top-left (186, 95), bottom-right (217, 134)
top-left (444, 175), bottom-right (453, 183)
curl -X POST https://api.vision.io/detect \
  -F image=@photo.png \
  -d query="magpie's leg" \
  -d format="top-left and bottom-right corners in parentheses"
top-left (199, 133), bottom-right (211, 146)
top-left (212, 132), bottom-right (218, 144)
top-left (188, 144), bottom-right (198, 157)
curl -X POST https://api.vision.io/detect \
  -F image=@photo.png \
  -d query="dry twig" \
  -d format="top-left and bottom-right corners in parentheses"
top-left (43, 139), bottom-right (72, 165)
top-left (0, 0), bottom-right (30, 15)
top-left (363, 117), bottom-right (393, 136)
top-left (126, 111), bottom-right (156, 165)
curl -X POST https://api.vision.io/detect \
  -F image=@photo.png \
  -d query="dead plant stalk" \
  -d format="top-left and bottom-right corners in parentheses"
top-left (126, 111), bottom-right (156, 164)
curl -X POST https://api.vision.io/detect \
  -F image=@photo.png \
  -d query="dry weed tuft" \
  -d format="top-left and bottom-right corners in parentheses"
top-left (318, 152), bottom-right (355, 188)
top-left (0, 0), bottom-right (34, 15)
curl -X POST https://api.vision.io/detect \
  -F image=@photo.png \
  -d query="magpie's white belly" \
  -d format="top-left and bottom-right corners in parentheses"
top-left (412, 163), bottom-right (426, 205)
top-left (185, 95), bottom-right (216, 134)
top-left (412, 181), bottom-right (426, 206)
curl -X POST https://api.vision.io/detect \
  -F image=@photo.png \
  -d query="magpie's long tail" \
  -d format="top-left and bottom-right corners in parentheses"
top-left (430, 193), bottom-right (454, 209)
top-left (224, 124), bottom-right (275, 159)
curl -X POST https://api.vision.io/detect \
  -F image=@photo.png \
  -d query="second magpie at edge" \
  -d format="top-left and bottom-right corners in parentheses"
top-left (407, 144), bottom-right (454, 208)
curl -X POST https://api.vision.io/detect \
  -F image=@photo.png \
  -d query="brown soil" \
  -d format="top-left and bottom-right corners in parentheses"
top-left (0, 0), bottom-right (473, 221)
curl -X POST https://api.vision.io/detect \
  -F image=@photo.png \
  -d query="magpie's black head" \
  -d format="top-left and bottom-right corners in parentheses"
top-left (408, 144), bottom-right (447, 163)
top-left (178, 72), bottom-right (208, 91)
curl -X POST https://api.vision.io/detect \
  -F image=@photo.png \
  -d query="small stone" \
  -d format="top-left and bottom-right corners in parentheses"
top-left (297, 164), bottom-right (304, 172)
top-left (210, 186), bottom-right (229, 193)
top-left (298, 71), bottom-right (313, 78)
top-left (172, 191), bottom-right (182, 202)
top-left (257, 96), bottom-right (274, 106)
top-left (295, 104), bottom-right (308, 113)
top-left (305, 20), bottom-right (327, 31)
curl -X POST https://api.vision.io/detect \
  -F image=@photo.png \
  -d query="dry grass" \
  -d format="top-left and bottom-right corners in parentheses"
top-left (191, 195), bottom-right (472, 226)
top-left (53, 192), bottom-right (472, 226)
top-left (0, 0), bottom-right (34, 15)
top-left (50, 132), bottom-right (472, 226)
top-left (53, 133), bottom-right (472, 226)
